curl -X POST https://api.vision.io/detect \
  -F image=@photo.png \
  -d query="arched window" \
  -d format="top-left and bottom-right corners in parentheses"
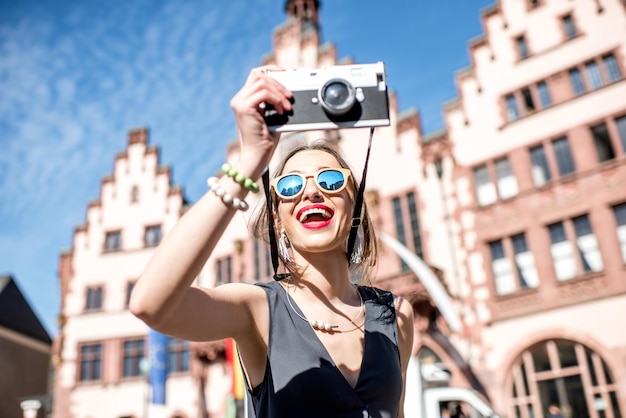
top-left (508, 339), bottom-right (623, 418)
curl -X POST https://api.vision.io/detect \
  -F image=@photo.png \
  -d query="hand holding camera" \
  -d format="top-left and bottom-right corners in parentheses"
top-left (263, 62), bottom-right (390, 132)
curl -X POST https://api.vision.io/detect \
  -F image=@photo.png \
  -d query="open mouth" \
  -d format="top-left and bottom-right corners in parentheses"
top-left (297, 205), bottom-right (334, 228)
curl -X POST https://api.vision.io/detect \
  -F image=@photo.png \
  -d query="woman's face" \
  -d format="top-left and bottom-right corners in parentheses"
top-left (276, 149), bottom-right (353, 258)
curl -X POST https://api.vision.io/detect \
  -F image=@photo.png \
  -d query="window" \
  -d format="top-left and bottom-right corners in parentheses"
top-left (122, 339), bottom-right (145, 378)
top-left (512, 233), bottom-right (539, 289)
top-left (506, 94), bottom-right (520, 121)
top-left (508, 339), bottom-right (623, 418)
top-left (254, 240), bottom-right (271, 281)
top-left (130, 185), bottom-right (139, 203)
top-left (536, 81), bottom-right (552, 108)
top-left (125, 281), bottom-right (135, 307)
top-left (391, 192), bottom-right (424, 268)
top-left (613, 203), bottom-right (626, 263)
top-left (548, 222), bottom-right (576, 280)
top-left (489, 240), bottom-right (515, 295)
top-left (393, 196), bottom-right (408, 270)
top-left (591, 122), bottom-right (616, 162)
top-left (79, 343), bottom-right (103, 382)
top-left (562, 15), bottom-right (577, 39)
top-left (516, 35), bottom-right (529, 59)
top-left (568, 68), bottom-right (586, 96)
top-left (406, 192), bottom-right (423, 259)
top-left (105, 230), bottom-right (122, 252)
top-left (495, 157), bottom-right (519, 199)
top-left (521, 87), bottom-right (535, 112)
top-left (602, 54), bottom-right (622, 83)
top-left (144, 225), bottom-right (162, 247)
top-left (573, 215), bottom-right (603, 272)
top-left (474, 165), bottom-right (497, 206)
top-left (548, 215), bottom-right (602, 280)
top-left (85, 286), bottom-right (103, 311)
top-left (617, 115), bottom-right (626, 154)
top-left (168, 338), bottom-right (190, 373)
top-left (585, 61), bottom-right (603, 90)
top-left (489, 234), bottom-right (538, 296)
top-left (530, 145), bottom-right (551, 186)
top-left (216, 256), bottom-right (232, 285)
top-left (552, 137), bottom-right (576, 176)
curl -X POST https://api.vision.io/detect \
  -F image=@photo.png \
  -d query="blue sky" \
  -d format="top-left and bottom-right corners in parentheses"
top-left (0, 0), bottom-right (493, 336)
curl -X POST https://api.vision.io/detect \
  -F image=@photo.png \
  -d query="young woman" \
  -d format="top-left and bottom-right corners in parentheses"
top-left (130, 66), bottom-right (414, 418)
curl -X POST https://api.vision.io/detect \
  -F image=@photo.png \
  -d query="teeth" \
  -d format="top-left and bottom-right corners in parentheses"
top-left (299, 208), bottom-right (331, 223)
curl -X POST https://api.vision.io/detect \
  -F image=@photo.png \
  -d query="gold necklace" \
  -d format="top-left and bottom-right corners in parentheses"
top-left (282, 281), bottom-right (365, 332)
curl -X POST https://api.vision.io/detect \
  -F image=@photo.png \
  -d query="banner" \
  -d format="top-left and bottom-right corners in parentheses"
top-left (148, 329), bottom-right (168, 405)
top-left (224, 338), bottom-right (245, 400)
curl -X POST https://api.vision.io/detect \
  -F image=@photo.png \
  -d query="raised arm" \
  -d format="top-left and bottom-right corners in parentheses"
top-left (129, 67), bottom-right (292, 343)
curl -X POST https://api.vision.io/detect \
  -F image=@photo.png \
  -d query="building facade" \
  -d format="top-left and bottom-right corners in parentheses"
top-left (439, 0), bottom-right (626, 417)
top-left (53, 0), bottom-right (626, 417)
top-left (0, 275), bottom-right (52, 418)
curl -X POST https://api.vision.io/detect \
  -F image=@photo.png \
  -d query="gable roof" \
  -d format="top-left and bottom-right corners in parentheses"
top-left (0, 276), bottom-right (52, 344)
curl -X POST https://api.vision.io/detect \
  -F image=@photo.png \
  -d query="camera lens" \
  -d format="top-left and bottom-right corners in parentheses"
top-left (318, 78), bottom-right (355, 115)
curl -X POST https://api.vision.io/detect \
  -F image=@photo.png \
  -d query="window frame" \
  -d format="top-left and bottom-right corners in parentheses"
top-left (121, 338), bottom-right (146, 379)
top-left (473, 164), bottom-right (497, 207)
top-left (590, 121), bottom-right (616, 162)
top-left (488, 232), bottom-right (538, 296)
top-left (602, 53), bottom-right (622, 84)
top-left (547, 214), bottom-right (603, 281)
top-left (529, 144), bottom-right (552, 187)
top-left (167, 338), bottom-right (191, 374)
top-left (85, 285), bottom-right (104, 311)
top-left (568, 67), bottom-right (586, 96)
top-left (216, 255), bottom-right (233, 285)
top-left (612, 202), bottom-right (626, 264)
top-left (104, 230), bottom-right (122, 252)
top-left (551, 136), bottom-right (576, 177)
top-left (561, 13), bottom-right (578, 40)
top-left (144, 224), bottom-right (162, 248)
top-left (515, 35), bottom-right (530, 60)
top-left (494, 157), bottom-right (519, 200)
top-left (78, 342), bottom-right (103, 382)
top-left (536, 80), bottom-right (552, 109)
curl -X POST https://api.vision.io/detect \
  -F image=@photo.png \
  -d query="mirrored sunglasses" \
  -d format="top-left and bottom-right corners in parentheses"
top-left (271, 168), bottom-right (352, 199)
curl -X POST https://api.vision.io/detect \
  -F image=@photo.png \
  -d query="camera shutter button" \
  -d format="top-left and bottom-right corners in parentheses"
top-left (356, 88), bottom-right (365, 102)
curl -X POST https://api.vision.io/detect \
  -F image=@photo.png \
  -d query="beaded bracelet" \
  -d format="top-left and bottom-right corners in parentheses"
top-left (206, 177), bottom-right (249, 211)
top-left (221, 163), bottom-right (260, 193)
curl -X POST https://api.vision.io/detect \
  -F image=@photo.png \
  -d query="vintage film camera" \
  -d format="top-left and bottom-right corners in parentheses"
top-left (264, 62), bottom-right (390, 132)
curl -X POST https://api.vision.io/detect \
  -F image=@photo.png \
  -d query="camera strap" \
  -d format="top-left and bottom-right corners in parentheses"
top-left (346, 127), bottom-right (374, 263)
top-left (262, 169), bottom-right (291, 281)
top-left (263, 126), bottom-right (376, 281)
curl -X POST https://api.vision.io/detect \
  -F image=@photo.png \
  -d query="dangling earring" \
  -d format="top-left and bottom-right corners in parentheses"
top-left (350, 225), bottom-right (364, 265)
top-left (278, 231), bottom-right (291, 263)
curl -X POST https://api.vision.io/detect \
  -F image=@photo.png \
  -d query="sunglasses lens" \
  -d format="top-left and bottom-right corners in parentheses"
top-left (317, 170), bottom-right (345, 191)
top-left (275, 174), bottom-right (304, 197)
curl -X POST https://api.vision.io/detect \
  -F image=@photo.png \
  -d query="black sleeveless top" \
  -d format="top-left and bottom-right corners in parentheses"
top-left (245, 281), bottom-right (402, 418)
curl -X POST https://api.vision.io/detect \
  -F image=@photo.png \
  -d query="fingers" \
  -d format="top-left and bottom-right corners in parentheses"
top-left (232, 66), bottom-right (293, 115)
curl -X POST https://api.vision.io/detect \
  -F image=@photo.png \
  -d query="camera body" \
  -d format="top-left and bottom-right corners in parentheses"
top-left (264, 62), bottom-right (390, 132)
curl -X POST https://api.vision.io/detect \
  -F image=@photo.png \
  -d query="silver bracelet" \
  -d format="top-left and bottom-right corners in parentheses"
top-left (206, 177), bottom-right (249, 211)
